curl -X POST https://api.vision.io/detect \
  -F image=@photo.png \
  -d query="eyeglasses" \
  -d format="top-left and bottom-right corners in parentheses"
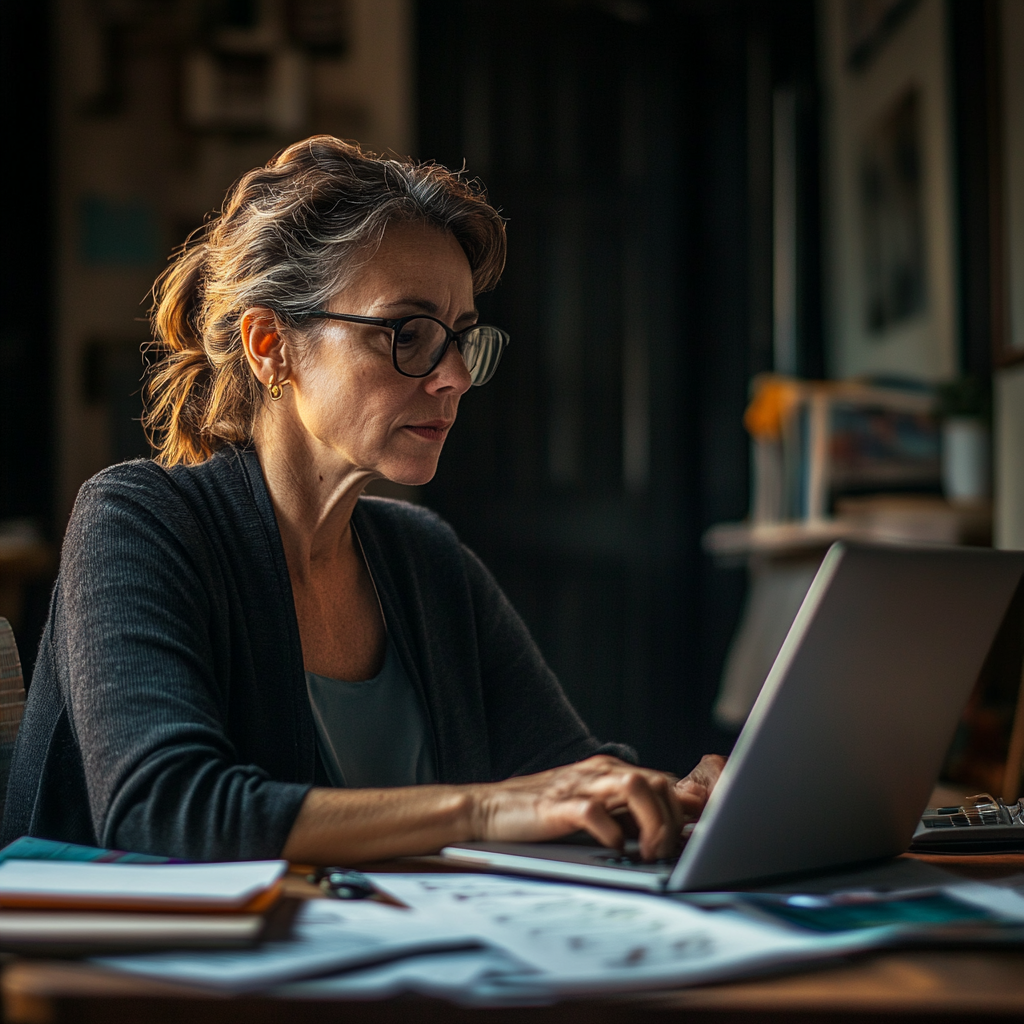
top-left (295, 310), bottom-right (510, 386)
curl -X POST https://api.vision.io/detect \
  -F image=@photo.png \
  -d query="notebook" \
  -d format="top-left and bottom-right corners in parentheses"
top-left (0, 858), bottom-right (287, 912)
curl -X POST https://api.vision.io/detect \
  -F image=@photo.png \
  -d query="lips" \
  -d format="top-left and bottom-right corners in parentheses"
top-left (403, 420), bottom-right (452, 441)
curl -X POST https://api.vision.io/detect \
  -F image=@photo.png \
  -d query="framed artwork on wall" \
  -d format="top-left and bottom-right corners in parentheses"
top-left (822, 0), bottom-right (959, 382)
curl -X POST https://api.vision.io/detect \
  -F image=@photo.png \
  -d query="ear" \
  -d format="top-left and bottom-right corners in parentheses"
top-left (240, 307), bottom-right (290, 388)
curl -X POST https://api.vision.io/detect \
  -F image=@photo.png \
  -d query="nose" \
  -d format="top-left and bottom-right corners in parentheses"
top-left (424, 338), bottom-right (473, 396)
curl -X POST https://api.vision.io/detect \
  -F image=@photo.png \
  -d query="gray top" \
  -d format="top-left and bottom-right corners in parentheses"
top-left (306, 637), bottom-right (437, 789)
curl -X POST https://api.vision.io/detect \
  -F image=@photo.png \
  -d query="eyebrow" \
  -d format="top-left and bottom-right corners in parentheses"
top-left (380, 297), bottom-right (479, 322)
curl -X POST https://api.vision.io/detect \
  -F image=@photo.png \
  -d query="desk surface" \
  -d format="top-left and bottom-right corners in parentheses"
top-left (4, 853), bottom-right (1023, 1024)
top-left (4, 948), bottom-right (1024, 1023)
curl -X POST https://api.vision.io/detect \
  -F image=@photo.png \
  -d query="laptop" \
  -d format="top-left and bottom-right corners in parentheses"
top-left (442, 542), bottom-right (1024, 892)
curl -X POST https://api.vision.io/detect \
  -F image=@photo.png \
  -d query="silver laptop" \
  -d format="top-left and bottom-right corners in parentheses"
top-left (443, 542), bottom-right (1024, 892)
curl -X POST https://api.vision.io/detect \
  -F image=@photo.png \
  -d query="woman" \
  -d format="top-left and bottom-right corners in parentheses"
top-left (3, 137), bottom-right (723, 863)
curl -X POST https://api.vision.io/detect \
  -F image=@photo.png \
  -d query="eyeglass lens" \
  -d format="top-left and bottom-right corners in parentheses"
top-left (394, 318), bottom-right (506, 386)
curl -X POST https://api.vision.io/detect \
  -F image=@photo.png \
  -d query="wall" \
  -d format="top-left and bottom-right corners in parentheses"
top-left (996, 364), bottom-right (1024, 549)
top-left (53, 0), bottom-right (413, 524)
top-left (995, 0), bottom-right (1024, 550)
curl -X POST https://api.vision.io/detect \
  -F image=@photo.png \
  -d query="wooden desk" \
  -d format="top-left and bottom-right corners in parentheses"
top-left (4, 855), bottom-right (1023, 1024)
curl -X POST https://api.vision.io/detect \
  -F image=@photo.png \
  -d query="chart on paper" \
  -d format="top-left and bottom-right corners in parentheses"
top-left (369, 873), bottom-right (868, 992)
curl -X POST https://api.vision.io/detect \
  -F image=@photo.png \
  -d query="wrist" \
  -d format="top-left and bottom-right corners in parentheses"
top-left (457, 783), bottom-right (492, 842)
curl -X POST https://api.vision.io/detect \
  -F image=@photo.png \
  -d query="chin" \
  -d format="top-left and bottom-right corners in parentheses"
top-left (377, 459), bottom-right (440, 489)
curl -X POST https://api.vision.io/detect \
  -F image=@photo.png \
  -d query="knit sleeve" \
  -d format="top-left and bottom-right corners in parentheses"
top-left (460, 544), bottom-right (638, 778)
top-left (54, 465), bottom-right (310, 860)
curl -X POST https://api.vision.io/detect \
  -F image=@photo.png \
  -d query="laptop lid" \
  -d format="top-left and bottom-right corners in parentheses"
top-left (668, 542), bottom-right (1024, 892)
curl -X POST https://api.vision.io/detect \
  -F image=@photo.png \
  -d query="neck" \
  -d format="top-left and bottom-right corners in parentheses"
top-left (253, 414), bottom-right (378, 581)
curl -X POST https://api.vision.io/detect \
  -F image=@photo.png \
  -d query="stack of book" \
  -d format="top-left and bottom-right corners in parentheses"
top-left (0, 837), bottom-right (288, 955)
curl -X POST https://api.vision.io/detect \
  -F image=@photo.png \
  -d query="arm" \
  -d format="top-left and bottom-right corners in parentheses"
top-left (282, 755), bottom-right (685, 864)
top-left (58, 467), bottom-right (310, 860)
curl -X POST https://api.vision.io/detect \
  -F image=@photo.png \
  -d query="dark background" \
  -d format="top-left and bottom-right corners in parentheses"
top-left (0, 0), bottom-right (55, 665)
top-left (418, 0), bottom-right (823, 771)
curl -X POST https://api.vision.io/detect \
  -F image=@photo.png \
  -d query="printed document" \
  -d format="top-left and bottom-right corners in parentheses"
top-left (368, 873), bottom-right (875, 995)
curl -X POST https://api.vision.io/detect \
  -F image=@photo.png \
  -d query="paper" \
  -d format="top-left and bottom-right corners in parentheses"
top-left (275, 948), bottom-right (533, 1002)
top-left (756, 857), bottom-right (963, 894)
top-left (945, 882), bottom-right (1024, 922)
top-left (0, 859), bottom-right (286, 910)
top-left (368, 873), bottom-right (872, 995)
top-left (94, 898), bottom-right (482, 992)
top-left (89, 872), bottom-right (1024, 1000)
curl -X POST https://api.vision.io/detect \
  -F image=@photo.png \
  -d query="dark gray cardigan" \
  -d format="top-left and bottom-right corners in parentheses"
top-left (3, 447), bottom-right (632, 860)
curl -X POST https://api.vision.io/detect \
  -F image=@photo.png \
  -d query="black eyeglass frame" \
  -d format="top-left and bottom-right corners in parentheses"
top-left (294, 310), bottom-right (509, 385)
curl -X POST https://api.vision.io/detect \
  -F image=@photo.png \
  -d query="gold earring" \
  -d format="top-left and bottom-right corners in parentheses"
top-left (268, 374), bottom-right (286, 401)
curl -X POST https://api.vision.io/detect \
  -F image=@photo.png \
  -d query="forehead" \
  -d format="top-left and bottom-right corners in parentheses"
top-left (348, 221), bottom-right (474, 300)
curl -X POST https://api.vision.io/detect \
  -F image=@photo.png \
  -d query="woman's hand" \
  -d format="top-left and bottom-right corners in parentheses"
top-left (469, 755), bottom-right (686, 861)
top-left (673, 754), bottom-right (727, 819)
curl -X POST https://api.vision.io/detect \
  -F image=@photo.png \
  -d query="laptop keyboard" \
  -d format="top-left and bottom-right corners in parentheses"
top-left (603, 853), bottom-right (676, 868)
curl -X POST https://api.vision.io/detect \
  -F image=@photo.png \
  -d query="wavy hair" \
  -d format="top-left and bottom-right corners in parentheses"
top-left (143, 136), bottom-right (507, 466)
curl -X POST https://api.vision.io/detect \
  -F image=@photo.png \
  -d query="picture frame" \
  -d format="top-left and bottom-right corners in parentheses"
top-left (990, 0), bottom-right (1024, 367)
top-left (822, 0), bottom-right (959, 382)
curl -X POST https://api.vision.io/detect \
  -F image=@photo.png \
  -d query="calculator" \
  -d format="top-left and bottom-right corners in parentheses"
top-left (909, 794), bottom-right (1024, 853)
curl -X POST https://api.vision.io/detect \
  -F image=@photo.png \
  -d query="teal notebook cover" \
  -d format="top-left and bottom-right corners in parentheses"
top-left (0, 835), bottom-right (176, 864)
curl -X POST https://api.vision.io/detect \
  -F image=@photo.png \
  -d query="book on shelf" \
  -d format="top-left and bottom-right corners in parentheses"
top-left (746, 375), bottom-right (940, 525)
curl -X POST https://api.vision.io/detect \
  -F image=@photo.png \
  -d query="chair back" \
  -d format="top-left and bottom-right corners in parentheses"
top-left (0, 618), bottom-right (26, 825)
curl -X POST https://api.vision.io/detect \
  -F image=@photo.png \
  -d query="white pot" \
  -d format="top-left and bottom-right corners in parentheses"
top-left (942, 417), bottom-right (990, 503)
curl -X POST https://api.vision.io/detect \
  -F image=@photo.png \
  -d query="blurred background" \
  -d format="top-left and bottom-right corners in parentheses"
top-left (1, 0), bottom-right (1022, 787)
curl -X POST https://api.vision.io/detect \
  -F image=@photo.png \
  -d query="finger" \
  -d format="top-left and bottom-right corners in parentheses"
top-left (573, 799), bottom-right (625, 850)
top-left (648, 773), bottom-right (686, 855)
top-left (679, 754), bottom-right (726, 791)
top-left (614, 772), bottom-right (682, 861)
top-left (639, 771), bottom-right (686, 850)
top-left (675, 755), bottom-right (727, 817)
top-left (674, 782), bottom-right (710, 819)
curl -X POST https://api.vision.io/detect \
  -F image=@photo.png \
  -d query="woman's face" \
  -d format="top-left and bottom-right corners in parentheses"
top-left (286, 221), bottom-right (476, 487)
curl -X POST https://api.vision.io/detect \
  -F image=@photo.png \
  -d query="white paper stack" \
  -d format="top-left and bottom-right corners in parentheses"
top-left (0, 859), bottom-right (290, 953)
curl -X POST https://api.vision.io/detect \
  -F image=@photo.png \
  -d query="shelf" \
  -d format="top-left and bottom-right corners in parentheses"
top-left (705, 496), bottom-right (993, 558)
